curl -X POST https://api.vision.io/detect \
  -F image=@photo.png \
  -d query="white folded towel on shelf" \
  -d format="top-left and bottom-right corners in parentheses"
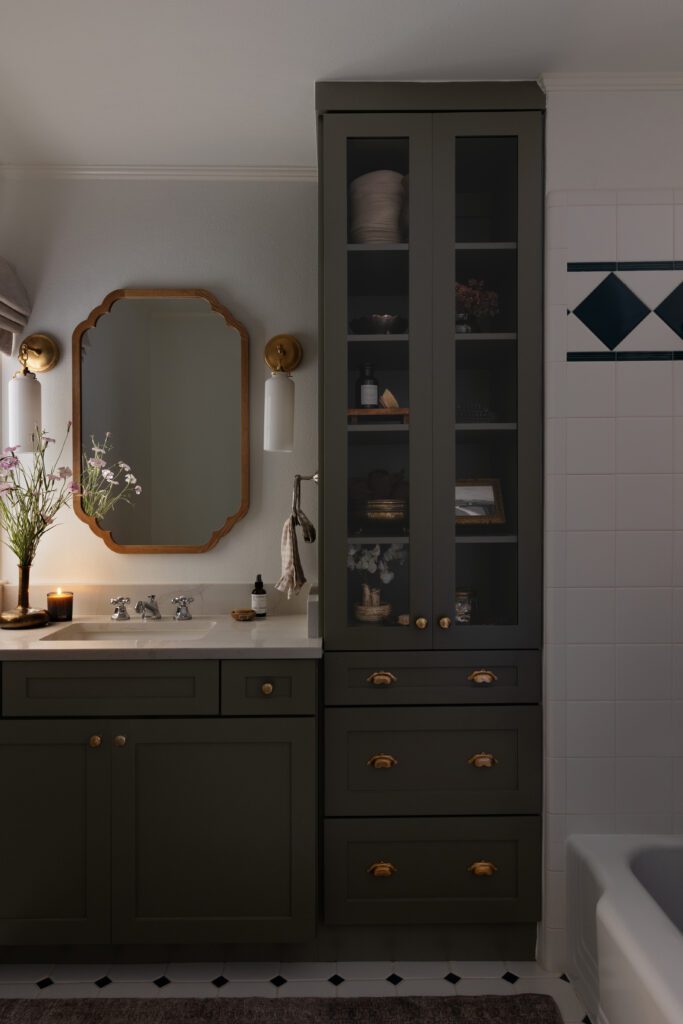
top-left (0, 258), bottom-right (31, 356)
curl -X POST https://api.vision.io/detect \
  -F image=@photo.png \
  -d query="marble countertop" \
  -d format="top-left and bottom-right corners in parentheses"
top-left (0, 614), bottom-right (322, 660)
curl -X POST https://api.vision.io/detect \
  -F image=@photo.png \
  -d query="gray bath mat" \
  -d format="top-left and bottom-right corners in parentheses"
top-left (0, 994), bottom-right (563, 1023)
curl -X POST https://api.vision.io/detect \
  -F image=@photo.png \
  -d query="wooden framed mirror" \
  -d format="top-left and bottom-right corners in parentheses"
top-left (73, 288), bottom-right (249, 553)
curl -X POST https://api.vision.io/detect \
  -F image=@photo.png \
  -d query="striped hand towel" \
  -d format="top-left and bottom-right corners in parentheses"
top-left (275, 514), bottom-right (306, 598)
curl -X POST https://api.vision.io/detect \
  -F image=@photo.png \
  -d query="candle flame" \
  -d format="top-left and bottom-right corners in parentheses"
top-left (56, 587), bottom-right (62, 596)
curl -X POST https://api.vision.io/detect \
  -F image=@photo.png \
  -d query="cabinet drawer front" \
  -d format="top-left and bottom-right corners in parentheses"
top-left (325, 651), bottom-right (540, 705)
top-left (2, 661), bottom-right (219, 717)
top-left (325, 816), bottom-right (541, 926)
top-left (221, 660), bottom-right (317, 716)
top-left (326, 706), bottom-right (541, 815)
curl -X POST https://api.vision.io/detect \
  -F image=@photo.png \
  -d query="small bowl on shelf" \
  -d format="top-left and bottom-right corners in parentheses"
top-left (231, 608), bottom-right (256, 622)
top-left (349, 315), bottom-right (408, 335)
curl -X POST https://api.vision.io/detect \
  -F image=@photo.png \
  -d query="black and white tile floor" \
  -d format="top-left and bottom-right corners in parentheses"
top-left (0, 961), bottom-right (590, 1022)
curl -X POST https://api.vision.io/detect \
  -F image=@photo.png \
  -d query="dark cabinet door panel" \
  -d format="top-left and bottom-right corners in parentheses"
top-left (0, 720), bottom-right (110, 943)
top-left (325, 816), bottom-right (541, 925)
top-left (111, 718), bottom-right (316, 943)
top-left (326, 705), bottom-right (541, 816)
top-left (221, 659), bottom-right (317, 715)
top-left (324, 650), bottom-right (540, 705)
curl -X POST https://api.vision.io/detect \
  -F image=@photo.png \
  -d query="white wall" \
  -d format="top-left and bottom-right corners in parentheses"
top-left (541, 81), bottom-right (683, 971)
top-left (0, 175), bottom-right (318, 586)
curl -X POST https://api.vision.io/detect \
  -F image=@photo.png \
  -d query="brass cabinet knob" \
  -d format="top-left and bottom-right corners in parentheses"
top-left (113, 735), bottom-right (127, 748)
top-left (468, 751), bottom-right (498, 769)
top-left (438, 616), bottom-right (452, 630)
top-left (467, 668), bottom-right (498, 685)
top-left (367, 671), bottom-right (397, 687)
top-left (468, 860), bottom-right (498, 877)
top-left (88, 735), bottom-right (102, 749)
top-left (415, 616), bottom-right (428, 630)
top-left (367, 861), bottom-right (397, 878)
top-left (367, 753), bottom-right (398, 769)
top-left (261, 682), bottom-right (274, 696)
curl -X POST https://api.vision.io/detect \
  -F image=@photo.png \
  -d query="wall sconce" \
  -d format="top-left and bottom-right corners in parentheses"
top-left (8, 333), bottom-right (60, 450)
top-left (263, 334), bottom-right (303, 453)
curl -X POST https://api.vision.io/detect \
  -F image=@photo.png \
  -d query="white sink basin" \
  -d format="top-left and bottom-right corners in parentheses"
top-left (43, 620), bottom-right (217, 642)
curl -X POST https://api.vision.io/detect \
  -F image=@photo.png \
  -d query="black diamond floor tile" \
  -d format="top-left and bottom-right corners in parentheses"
top-left (573, 273), bottom-right (649, 350)
top-left (583, 1016), bottom-right (593, 1024)
top-left (36, 979), bottom-right (53, 990)
top-left (95, 976), bottom-right (112, 989)
top-left (560, 973), bottom-right (571, 983)
top-left (444, 972), bottom-right (461, 985)
top-left (502, 971), bottom-right (519, 984)
top-left (655, 282), bottom-right (683, 338)
top-left (386, 973), bottom-right (403, 986)
top-left (270, 975), bottom-right (287, 988)
top-left (153, 976), bottom-right (171, 988)
top-left (212, 976), bottom-right (229, 989)
top-left (328, 975), bottom-right (345, 986)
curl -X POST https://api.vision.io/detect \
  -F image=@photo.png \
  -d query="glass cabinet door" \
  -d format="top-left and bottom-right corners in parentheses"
top-left (432, 113), bottom-right (543, 649)
top-left (322, 114), bottom-right (434, 649)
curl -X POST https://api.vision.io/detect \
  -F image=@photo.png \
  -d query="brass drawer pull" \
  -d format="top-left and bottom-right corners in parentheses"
top-left (467, 668), bottom-right (498, 685)
top-left (113, 735), bottom-right (127, 748)
top-left (261, 681), bottom-right (274, 696)
top-left (468, 751), bottom-right (498, 769)
top-left (367, 861), bottom-right (397, 878)
top-left (468, 860), bottom-right (498, 877)
top-left (367, 753), bottom-right (398, 769)
top-left (366, 671), bottom-right (397, 687)
top-left (88, 735), bottom-right (102, 749)
top-left (439, 616), bottom-right (452, 630)
top-left (415, 616), bottom-right (428, 630)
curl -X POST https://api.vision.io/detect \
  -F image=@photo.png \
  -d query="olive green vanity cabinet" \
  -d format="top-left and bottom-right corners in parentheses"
top-left (0, 659), bottom-right (317, 946)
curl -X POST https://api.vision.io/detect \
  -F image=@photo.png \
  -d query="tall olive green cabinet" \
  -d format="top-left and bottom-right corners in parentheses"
top-left (318, 82), bottom-right (544, 955)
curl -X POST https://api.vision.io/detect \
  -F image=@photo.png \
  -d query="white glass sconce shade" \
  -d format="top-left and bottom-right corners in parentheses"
top-left (8, 370), bottom-right (40, 451)
top-left (264, 371), bottom-right (294, 452)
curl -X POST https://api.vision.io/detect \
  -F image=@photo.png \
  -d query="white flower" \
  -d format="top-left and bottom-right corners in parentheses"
top-left (118, 462), bottom-right (130, 471)
top-left (124, 473), bottom-right (137, 485)
top-left (101, 469), bottom-right (115, 482)
top-left (134, 484), bottom-right (142, 495)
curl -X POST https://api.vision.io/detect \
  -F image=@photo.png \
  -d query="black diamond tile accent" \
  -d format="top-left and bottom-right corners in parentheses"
top-left (212, 976), bottom-right (229, 989)
top-left (153, 976), bottom-right (171, 988)
top-left (386, 973), bottom-right (403, 986)
top-left (444, 972), bottom-right (461, 985)
top-left (328, 974), bottom-right (345, 986)
top-left (36, 979), bottom-right (53, 990)
top-left (655, 282), bottom-right (683, 339)
top-left (95, 976), bottom-right (112, 989)
top-left (583, 1016), bottom-right (593, 1024)
top-left (560, 973), bottom-right (571, 983)
top-left (502, 971), bottom-right (519, 984)
top-left (573, 273), bottom-right (649, 350)
top-left (270, 975), bottom-right (287, 988)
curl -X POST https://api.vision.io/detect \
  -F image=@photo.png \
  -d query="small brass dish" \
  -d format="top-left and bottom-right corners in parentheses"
top-left (231, 608), bottom-right (255, 622)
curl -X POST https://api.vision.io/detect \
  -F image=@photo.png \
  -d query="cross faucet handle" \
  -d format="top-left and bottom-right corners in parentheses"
top-left (110, 596), bottom-right (131, 621)
top-left (172, 595), bottom-right (194, 621)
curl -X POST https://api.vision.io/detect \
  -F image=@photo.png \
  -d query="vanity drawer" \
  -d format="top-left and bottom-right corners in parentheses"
top-left (2, 661), bottom-right (219, 717)
top-left (220, 660), bottom-right (317, 716)
top-left (325, 705), bottom-right (541, 816)
top-left (324, 651), bottom-right (540, 706)
top-left (325, 816), bottom-right (541, 925)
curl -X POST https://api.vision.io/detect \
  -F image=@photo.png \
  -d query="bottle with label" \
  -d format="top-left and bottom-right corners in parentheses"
top-left (251, 574), bottom-right (267, 617)
top-left (357, 363), bottom-right (379, 408)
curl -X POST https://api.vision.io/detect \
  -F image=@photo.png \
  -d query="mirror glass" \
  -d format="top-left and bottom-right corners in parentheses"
top-left (74, 289), bottom-right (248, 552)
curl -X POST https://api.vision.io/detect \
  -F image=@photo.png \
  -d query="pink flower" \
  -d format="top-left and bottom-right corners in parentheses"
top-left (2, 446), bottom-right (20, 454)
top-left (46, 473), bottom-right (61, 481)
top-left (40, 513), bottom-right (54, 524)
top-left (0, 482), bottom-right (14, 494)
top-left (0, 456), bottom-right (19, 470)
top-left (68, 481), bottom-right (79, 493)
top-left (88, 457), bottom-right (105, 468)
top-left (57, 466), bottom-right (72, 479)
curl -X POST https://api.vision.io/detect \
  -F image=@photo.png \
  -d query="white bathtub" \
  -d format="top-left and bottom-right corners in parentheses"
top-left (567, 834), bottom-right (683, 1024)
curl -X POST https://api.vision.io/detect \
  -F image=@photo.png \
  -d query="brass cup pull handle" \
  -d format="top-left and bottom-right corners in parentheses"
top-left (88, 735), bottom-right (102, 749)
top-left (367, 753), bottom-right (398, 769)
top-left (113, 735), bottom-right (127, 748)
top-left (261, 682), bottom-right (274, 696)
top-left (367, 670), bottom-right (397, 687)
top-left (439, 616), bottom-right (452, 630)
top-left (415, 616), bottom-right (428, 630)
top-left (467, 668), bottom-right (498, 685)
top-left (468, 860), bottom-right (498, 877)
top-left (367, 861), bottom-right (397, 878)
top-left (468, 751), bottom-right (498, 769)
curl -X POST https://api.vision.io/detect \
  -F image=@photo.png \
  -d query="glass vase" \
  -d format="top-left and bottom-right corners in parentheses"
top-left (0, 563), bottom-right (50, 629)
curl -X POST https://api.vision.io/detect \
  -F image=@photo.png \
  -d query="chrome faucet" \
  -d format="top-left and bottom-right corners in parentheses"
top-left (134, 595), bottom-right (161, 620)
top-left (172, 595), bottom-right (194, 621)
top-left (110, 596), bottom-right (131, 621)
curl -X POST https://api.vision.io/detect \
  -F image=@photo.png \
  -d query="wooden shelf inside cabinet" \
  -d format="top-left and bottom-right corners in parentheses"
top-left (348, 408), bottom-right (410, 424)
top-left (347, 243), bottom-right (409, 252)
top-left (455, 534), bottom-right (518, 544)
top-left (347, 334), bottom-right (409, 342)
top-left (455, 242), bottom-right (517, 250)
top-left (455, 333), bottom-right (517, 341)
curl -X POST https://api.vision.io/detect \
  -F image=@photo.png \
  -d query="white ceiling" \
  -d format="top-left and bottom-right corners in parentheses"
top-left (1, 0), bottom-right (682, 167)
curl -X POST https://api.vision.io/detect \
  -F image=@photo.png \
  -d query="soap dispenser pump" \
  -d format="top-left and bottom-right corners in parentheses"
top-left (251, 574), bottom-right (267, 618)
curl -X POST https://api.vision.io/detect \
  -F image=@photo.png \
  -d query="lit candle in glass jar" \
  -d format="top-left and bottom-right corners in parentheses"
top-left (47, 587), bottom-right (73, 622)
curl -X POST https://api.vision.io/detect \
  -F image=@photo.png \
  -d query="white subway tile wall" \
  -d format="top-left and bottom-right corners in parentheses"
top-left (543, 187), bottom-right (683, 973)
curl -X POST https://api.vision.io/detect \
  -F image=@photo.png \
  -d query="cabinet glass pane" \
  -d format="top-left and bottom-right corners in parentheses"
top-left (346, 138), bottom-right (411, 630)
top-left (454, 137), bottom-right (518, 627)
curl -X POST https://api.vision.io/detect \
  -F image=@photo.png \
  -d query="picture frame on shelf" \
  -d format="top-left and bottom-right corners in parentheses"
top-left (455, 478), bottom-right (505, 526)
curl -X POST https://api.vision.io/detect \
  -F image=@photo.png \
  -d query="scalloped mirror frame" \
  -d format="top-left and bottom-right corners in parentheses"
top-left (72, 287), bottom-right (249, 553)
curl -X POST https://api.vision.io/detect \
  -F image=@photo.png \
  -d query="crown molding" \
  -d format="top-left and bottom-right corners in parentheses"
top-left (0, 163), bottom-right (318, 182)
top-left (540, 71), bottom-right (683, 93)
